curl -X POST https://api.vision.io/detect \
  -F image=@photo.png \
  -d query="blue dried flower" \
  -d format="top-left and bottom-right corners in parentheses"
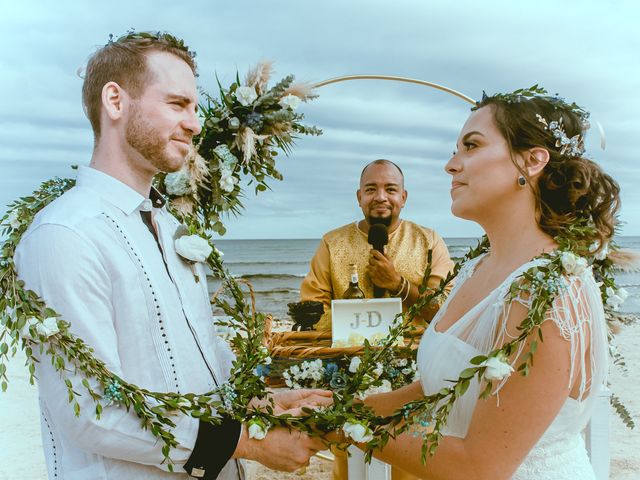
top-left (329, 372), bottom-right (348, 389)
top-left (255, 364), bottom-right (271, 377)
top-left (104, 380), bottom-right (124, 405)
top-left (324, 362), bottom-right (339, 381)
top-left (246, 112), bottom-right (264, 131)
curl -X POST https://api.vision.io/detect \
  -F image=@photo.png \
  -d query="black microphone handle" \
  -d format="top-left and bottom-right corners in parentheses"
top-left (372, 244), bottom-right (386, 298)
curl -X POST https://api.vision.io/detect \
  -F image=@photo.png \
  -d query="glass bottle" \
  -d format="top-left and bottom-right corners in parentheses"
top-left (342, 264), bottom-right (365, 299)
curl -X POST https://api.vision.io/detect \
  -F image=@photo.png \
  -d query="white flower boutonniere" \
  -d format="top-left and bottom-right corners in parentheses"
top-left (174, 229), bottom-right (213, 283)
top-left (481, 353), bottom-right (514, 382)
top-left (175, 234), bottom-right (213, 263)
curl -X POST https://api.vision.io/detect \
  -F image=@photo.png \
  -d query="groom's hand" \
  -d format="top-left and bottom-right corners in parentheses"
top-left (233, 425), bottom-right (325, 472)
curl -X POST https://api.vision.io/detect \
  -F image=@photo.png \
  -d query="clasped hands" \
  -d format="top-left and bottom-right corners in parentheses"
top-left (236, 388), bottom-right (336, 472)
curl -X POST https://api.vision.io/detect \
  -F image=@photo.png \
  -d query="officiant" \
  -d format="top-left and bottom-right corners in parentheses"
top-left (299, 159), bottom-right (455, 480)
top-left (301, 159), bottom-right (455, 330)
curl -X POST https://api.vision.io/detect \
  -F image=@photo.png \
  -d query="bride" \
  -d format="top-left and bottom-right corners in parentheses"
top-left (357, 91), bottom-right (619, 479)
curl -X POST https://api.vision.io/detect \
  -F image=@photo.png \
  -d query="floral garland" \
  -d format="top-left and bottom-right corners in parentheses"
top-left (158, 60), bottom-right (321, 234)
top-left (1, 62), bottom-right (637, 469)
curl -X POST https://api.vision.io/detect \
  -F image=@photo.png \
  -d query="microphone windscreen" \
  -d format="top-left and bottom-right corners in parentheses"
top-left (368, 224), bottom-right (389, 251)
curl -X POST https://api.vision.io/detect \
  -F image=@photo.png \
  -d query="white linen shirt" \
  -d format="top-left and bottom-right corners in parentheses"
top-left (15, 166), bottom-right (243, 479)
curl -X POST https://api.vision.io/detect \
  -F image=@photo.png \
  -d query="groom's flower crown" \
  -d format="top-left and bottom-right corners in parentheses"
top-left (108, 29), bottom-right (197, 60)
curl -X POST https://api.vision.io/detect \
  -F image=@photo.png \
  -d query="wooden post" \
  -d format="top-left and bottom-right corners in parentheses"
top-left (347, 446), bottom-right (391, 480)
top-left (584, 386), bottom-right (611, 480)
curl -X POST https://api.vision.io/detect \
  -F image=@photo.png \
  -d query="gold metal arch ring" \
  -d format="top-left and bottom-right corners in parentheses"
top-left (313, 75), bottom-right (477, 105)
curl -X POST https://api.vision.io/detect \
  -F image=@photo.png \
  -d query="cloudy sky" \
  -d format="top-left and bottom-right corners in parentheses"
top-left (1, 0), bottom-right (638, 239)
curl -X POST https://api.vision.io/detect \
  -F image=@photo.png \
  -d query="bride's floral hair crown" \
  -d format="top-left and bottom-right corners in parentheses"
top-left (473, 85), bottom-right (590, 158)
top-left (473, 85), bottom-right (620, 249)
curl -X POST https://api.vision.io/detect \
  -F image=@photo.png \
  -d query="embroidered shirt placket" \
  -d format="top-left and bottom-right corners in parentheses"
top-left (149, 211), bottom-right (245, 479)
top-left (145, 209), bottom-right (221, 388)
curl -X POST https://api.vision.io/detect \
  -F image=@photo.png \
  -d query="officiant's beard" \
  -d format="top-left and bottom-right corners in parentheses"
top-left (125, 105), bottom-right (183, 174)
top-left (368, 216), bottom-right (392, 227)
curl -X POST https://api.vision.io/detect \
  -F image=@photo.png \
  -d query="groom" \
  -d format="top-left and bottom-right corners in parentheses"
top-left (14, 32), bottom-right (328, 479)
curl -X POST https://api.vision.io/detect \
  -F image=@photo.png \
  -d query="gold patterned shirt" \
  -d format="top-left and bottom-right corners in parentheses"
top-left (300, 220), bottom-right (455, 330)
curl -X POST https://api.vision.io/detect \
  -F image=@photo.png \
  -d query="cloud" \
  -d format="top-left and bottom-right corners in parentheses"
top-left (1, 0), bottom-right (638, 237)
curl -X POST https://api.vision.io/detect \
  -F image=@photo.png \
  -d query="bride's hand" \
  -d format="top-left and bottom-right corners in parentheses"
top-left (249, 389), bottom-right (333, 416)
top-left (273, 388), bottom-right (334, 416)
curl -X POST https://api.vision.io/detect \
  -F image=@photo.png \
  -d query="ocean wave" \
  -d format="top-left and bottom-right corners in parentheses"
top-left (224, 261), bottom-right (309, 266)
top-left (255, 288), bottom-right (301, 295)
top-left (238, 273), bottom-right (306, 280)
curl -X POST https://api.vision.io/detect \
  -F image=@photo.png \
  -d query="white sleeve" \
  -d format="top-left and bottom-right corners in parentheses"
top-left (14, 223), bottom-right (199, 470)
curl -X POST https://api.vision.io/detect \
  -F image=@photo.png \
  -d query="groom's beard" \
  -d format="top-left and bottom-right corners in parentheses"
top-left (125, 103), bottom-right (187, 173)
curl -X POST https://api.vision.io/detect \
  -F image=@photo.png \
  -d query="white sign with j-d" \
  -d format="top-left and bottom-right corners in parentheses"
top-left (331, 298), bottom-right (402, 348)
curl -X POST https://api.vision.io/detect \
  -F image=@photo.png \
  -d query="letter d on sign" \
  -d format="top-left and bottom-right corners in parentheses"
top-left (366, 311), bottom-right (382, 328)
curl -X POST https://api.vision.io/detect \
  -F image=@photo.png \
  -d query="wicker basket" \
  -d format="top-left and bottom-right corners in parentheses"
top-left (264, 316), bottom-right (424, 360)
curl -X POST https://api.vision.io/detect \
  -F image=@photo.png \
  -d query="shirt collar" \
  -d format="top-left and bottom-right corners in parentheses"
top-left (76, 165), bottom-right (167, 215)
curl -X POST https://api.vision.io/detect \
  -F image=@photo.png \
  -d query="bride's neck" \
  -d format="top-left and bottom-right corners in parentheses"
top-left (481, 216), bottom-right (555, 266)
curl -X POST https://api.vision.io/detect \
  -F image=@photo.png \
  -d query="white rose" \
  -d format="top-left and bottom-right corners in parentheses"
top-left (36, 317), bottom-right (59, 338)
top-left (593, 243), bottom-right (610, 261)
top-left (235, 86), bottom-right (258, 106)
top-left (175, 235), bottom-right (213, 263)
top-left (247, 421), bottom-right (269, 440)
top-left (278, 94), bottom-right (302, 110)
top-left (264, 356), bottom-right (272, 365)
top-left (19, 317), bottom-right (39, 340)
top-left (560, 252), bottom-right (588, 276)
top-left (219, 169), bottom-right (238, 193)
top-left (373, 362), bottom-right (384, 378)
top-left (164, 169), bottom-right (192, 196)
top-left (342, 421), bottom-right (374, 443)
top-left (349, 356), bottom-right (361, 373)
top-left (7, 210), bottom-right (21, 229)
top-left (481, 354), bottom-right (514, 381)
top-left (606, 287), bottom-right (628, 310)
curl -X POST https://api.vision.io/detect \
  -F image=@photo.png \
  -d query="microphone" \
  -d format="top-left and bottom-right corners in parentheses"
top-left (367, 224), bottom-right (389, 298)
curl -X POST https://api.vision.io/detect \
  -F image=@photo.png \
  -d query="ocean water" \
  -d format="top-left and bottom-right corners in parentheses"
top-left (208, 236), bottom-right (640, 321)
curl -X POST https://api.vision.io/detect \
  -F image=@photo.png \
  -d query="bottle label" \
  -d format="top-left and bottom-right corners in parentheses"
top-left (351, 274), bottom-right (358, 283)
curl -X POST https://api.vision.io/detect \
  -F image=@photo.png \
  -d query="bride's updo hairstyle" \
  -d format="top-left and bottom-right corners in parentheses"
top-left (475, 89), bottom-right (620, 251)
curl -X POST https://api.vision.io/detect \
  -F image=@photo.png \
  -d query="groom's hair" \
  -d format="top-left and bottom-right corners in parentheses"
top-left (81, 31), bottom-right (197, 140)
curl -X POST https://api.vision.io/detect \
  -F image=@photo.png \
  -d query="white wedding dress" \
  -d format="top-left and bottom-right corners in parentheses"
top-left (417, 253), bottom-right (608, 479)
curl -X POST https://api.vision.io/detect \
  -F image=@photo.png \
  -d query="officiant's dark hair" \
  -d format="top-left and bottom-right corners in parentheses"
top-left (82, 32), bottom-right (197, 140)
top-left (476, 95), bottom-right (620, 252)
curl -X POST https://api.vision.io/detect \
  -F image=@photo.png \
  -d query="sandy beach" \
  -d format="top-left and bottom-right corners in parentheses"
top-left (1, 321), bottom-right (639, 479)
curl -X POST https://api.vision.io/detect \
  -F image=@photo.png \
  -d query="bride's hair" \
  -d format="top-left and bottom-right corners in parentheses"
top-left (475, 94), bottom-right (620, 250)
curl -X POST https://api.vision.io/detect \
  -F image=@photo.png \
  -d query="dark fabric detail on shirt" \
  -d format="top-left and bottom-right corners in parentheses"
top-left (140, 210), bottom-right (171, 276)
top-left (140, 210), bottom-right (160, 245)
top-left (183, 416), bottom-right (242, 479)
top-left (149, 187), bottom-right (167, 208)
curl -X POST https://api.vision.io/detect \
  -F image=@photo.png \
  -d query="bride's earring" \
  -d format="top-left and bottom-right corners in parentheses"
top-left (517, 175), bottom-right (526, 187)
